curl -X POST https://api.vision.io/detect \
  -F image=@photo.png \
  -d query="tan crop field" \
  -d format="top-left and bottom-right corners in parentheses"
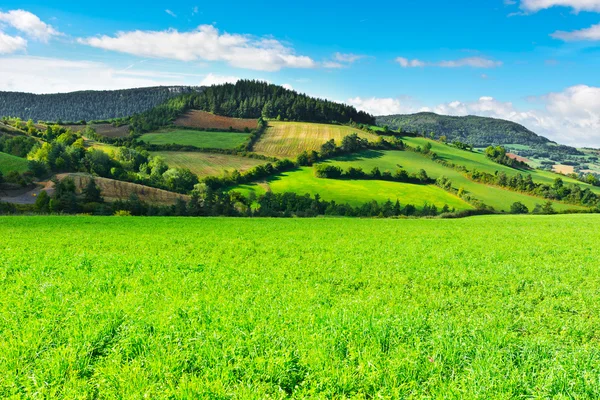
top-left (152, 151), bottom-right (266, 178)
top-left (253, 121), bottom-right (378, 158)
top-left (175, 110), bottom-right (257, 131)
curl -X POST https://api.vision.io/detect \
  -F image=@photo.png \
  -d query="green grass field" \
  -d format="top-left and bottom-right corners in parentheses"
top-left (233, 166), bottom-right (471, 209)
top-left (2, 215), bottom-right (600, 398)
top-left (140, 129), bottom-right (250, 149)
top-left (152, 151), bottom-right (266, 178)
top-left (0, 151), bottom-right (29, 174)
top-left (403, 136), bottom-right (600, 193)
top-left (324, 150), bottom-right (585, 212)
top-left (253, 121), bottom-right (378, 158)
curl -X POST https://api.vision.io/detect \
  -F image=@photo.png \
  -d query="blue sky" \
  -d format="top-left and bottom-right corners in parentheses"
top-left (0, 0), bottom-right (599, 145)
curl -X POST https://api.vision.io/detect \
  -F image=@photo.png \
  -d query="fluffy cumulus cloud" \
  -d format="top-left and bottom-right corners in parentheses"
top-left (0, 32), bottom-right (27, 54)
top-left (0, 9), bottom-right (60, 42)
top-left (348, 85), bottom-right (600, 147)
top-left (78, 25), bottom-right (316, 72)
top-left (0, 56), bottom-right (198, 93)
top-left (519, 0), bottom-right (600, 12)
top-left (199, 73), bottom-right (240, 86)
top-left (395, 56), bottom-right (502, 68)
top-left (552, 23), bottom-right (600, 41)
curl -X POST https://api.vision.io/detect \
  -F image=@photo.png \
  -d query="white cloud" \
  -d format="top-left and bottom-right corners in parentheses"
top-left (0, 56), bottom-right (196, 93)
top-left (199, 73), bottom-right (240, 86)
top-left (165, 9), bottom-right (177, 18)
top-left (348, 85), bottom-right (600, 147)
top-left (0, 32), bottom-right (27, 54)
top-left (0, 9), bottom-right (59, 42)
top-left (282, 83), bottom-right (293, 90)
top-left (78, 25), bottom-right (316, 72)
top-left (333, 52), bottom-right (365, 63)
top-left (520, 0), bottom-right (600, 12)
top-left (323, 61), bottom-right (344, 69)
top-left (396, 56), bottom-right (501, 68)
top-left (551, 23), bottom-right (600, 41)
top-left (347, 96), bottom-right (427, 116)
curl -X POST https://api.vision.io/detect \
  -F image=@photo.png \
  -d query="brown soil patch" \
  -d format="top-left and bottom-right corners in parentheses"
top-left (175, 110), bottom-right (257, 131)
top-left (506, 153), bottom-right (530, 163)
top-left (61, 124), bottom-right (130, 138)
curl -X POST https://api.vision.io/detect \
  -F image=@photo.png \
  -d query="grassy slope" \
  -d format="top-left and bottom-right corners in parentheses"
top-left (233, 166), bottom-right (471, 209)
top-left (253, 121), bottom-right (378, 158)
top-left (403, 136), bottom-right (600, 193)
top-left (325, 150), bottom-right (583, 212)
top-left (0, 151), bottom-right (29, 174)
top-left (2, 215), bottom-right (600, 398)
top-left (140, 129), bottom-right (250, 149)
top-left (152, 151), bottom-right (266, 178)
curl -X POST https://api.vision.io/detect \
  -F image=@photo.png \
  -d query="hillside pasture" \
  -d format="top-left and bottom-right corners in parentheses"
top-left (232, 166), bottom-right (471, 209)
top-left (325, 150), bottom-right (585, 212)
top-left (175, 110), bottom-right (258, 131)
top-left (402, 136), bottom-right (600, 194)
top-left (0, 151), bottom-right (29, 174)
top-left (152, 151), bottom-right (266, 178)
top-left (140, 129), bottom-right (250, 149)
top-left (253, 121), bottom-right (378, 158)
top-left (2, 215), bottom-right (600, 397)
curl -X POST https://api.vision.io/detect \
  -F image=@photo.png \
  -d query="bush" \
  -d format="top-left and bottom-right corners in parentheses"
top-left (510, 202), bottom-right (529, 214)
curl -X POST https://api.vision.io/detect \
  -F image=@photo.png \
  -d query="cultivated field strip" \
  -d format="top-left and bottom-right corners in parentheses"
top-left (253, 121), bottom-right (378, 158)
top-left (152, 151), bottom-right (266, 178)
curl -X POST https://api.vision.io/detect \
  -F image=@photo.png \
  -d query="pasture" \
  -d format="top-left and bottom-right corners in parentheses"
top-left (324, 150), bottom-right (585, 212)
top-left (140, 129), bottom-right (250, 149)
top-left (232, 166), bottom-right (470, 209)
top-left (0, 151), bottom-right (29, 174)
top-left (175, 110), bottom-right (257, 131)
top-left (253, 121), bottom-right (378, 158)
top-left (152, 151), bottom-right (266, 178)
top-left (1, 215), bottom-right (600, 398)
top-left (402, 136), bottom-right (600, 194)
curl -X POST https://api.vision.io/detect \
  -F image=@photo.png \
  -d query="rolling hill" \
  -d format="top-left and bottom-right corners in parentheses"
top-left (376, 112), bottom-right (551, 147)
top-left (0, 86), bottom-right (202, 122)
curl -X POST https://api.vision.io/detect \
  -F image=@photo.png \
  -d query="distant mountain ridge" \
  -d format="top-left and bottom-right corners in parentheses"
top-left (0, 86), bottom-right (203, 122)
top-left (376, 112), bottom-right (552, 147)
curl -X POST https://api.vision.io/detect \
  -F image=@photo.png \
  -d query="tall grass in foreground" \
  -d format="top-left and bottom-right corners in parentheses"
top-left (0, 215), bottom-right (599, 398)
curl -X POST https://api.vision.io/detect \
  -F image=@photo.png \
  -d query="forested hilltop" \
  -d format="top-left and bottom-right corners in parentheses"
top-left (376, 112), bottom-right (551, 147)
top-left (0, 86), bottom-right (202, 122)
top-left (130, 80), bottom-right (375, 133)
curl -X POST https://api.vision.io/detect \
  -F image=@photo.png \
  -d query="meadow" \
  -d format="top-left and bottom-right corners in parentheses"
top-left (0, 151), bottom-right (29, 174)
top-left (233, 166), bottom-right (470, 209)
top-left (402, 136), bottom-right (600, 194)
top-left (152, 151), bottom-right (266, 178)
top-left (139, 129), bottom-right (250, 149)
top-left (1, 215), bottom-right (600, 398)
top-left (324, 150), bottom-right (585, 212)
top-left (253, 122), bottom-right (378, 158)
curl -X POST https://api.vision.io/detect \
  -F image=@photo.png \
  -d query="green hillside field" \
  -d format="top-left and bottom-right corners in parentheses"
top-left (0, 151), bottom-right (29, 174)
top-left (2, 215), bottom-right (600, 398)
top-left (402, 136), bottom-right (600, 193)
top-left (232, 166), bottom-right (471, 210)
top-left (139, 129), bottom-right (250, 149)
top-left (324, 150), bottom-right (585, 212)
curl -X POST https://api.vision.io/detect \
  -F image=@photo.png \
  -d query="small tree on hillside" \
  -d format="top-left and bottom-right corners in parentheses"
top-left (510, 202), bottom-right (529, 214)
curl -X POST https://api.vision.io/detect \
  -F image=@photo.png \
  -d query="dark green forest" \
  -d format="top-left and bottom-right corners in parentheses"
top-left (376, 112), bottom-right (551, 147)
top-left (0, 86), bottom-right (201, 122)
